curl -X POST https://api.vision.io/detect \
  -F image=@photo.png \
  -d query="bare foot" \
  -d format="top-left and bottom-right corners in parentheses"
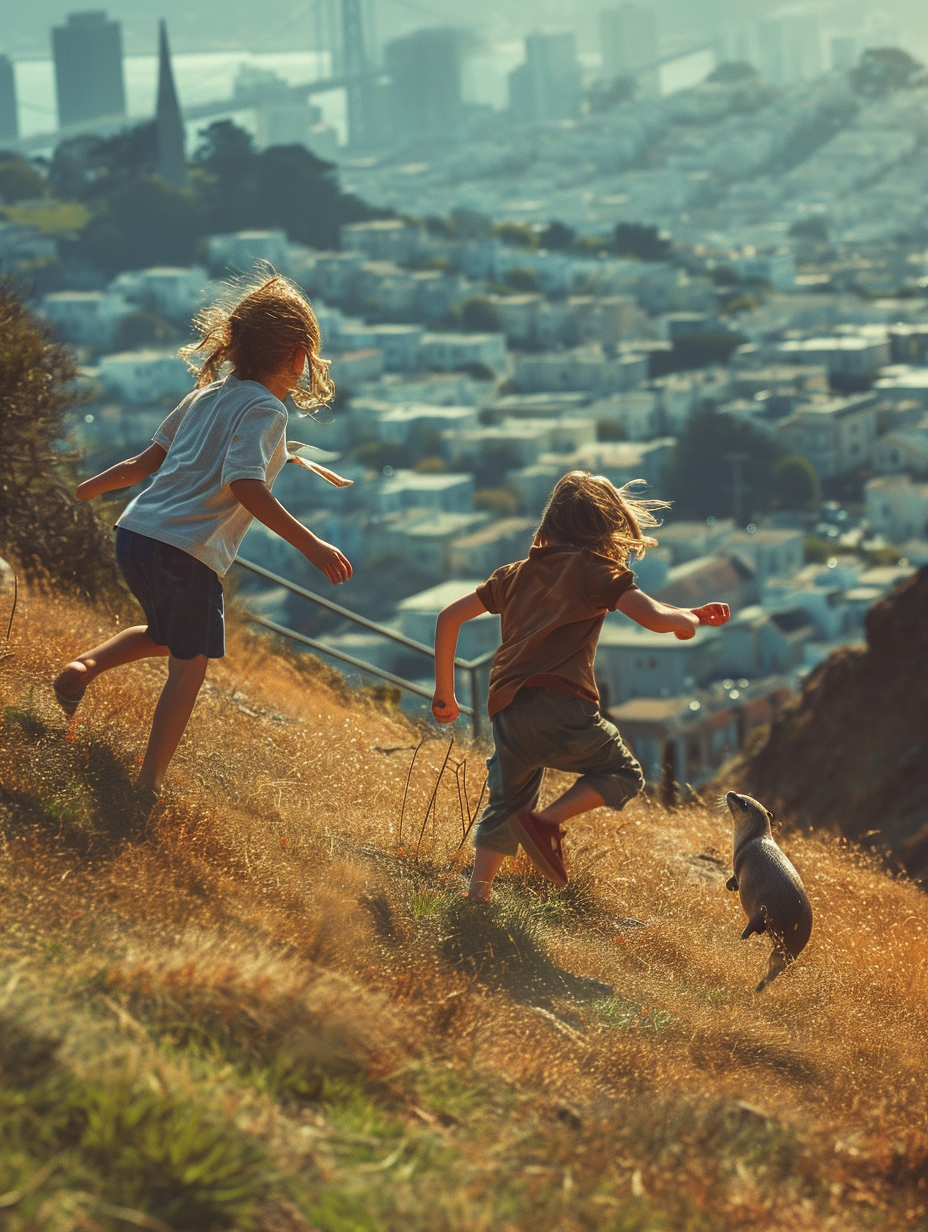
top-left (54, 661), bottom-right (89, 696)
top-left (461, 890), bottom-right (490, 904)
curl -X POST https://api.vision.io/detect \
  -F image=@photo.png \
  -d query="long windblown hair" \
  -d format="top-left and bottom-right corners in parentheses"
top-left (180, 269), bottom-right (335, 412)
top-left (534, 471), bottom-right (669, 565)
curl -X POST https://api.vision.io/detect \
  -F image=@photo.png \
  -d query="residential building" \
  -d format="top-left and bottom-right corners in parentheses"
top-left (596, 621), bottom-right (723, 706)
top-left (730, 248), bottom-right (796, 290)
top-left (872, 419), bottom-right (928, 476)
top-left (367, 509), bottom-right (489, 578)
top-left (0, 222), bottom-right (57, 274)
top-left (397, 580), bottom-right (500, 661)
top-left (366, 324), bottom-right (424, 372)
top-left (655, 519), bottom-right (736, 565)
top-left (419, 332), bottom-right (508, 374)
top-left (97, 350), bottom-right (191, 404)
top-left (778, 336), bottom-right (891, 379)
top-left (0, 55), bottom-right (17, 142)
top-left (448, 517), bottom-right (536, 576)
top-left (873, 366), bottom-right (928, 409)
top-left (655, 554), bottom-right (758, 614)
top-left (724, 528), bottom-right (804, 584)
top-left (41, 290), bottom-right (131, 349)
top-left (561, 438), bottom-right (674, 489)
top-left (512, 346), bottom-right (647, 394)
top-left (376, 470), bottom-right (475, 515)
top-left (509, 31), bottom-right (584, 125)
top-left (383, 29), bottom-right (464, 144)
top-left (52, 10), bottom-right (125, 128)
top-left (777, 394), bottom-right (878, 480)
top-left (109, 267), bottom-right (208, 322)
top-left (505, 463), bottom-right (567, 515)
top-left (341, 220), bottom-right (423, 266)
top-left (865, 475), bottom-right (928, 543)
top-left (329, 348), bottom-right (384, 389)
top-left (207, 230), bottom-right (289, 274)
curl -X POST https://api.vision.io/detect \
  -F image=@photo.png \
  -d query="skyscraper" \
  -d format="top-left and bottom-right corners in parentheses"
top-left (383, 29), bottom-right (464, 146)
top-left (756, 10), bottom-right (823, 86)
top-left (0, 55), bottom-right (17, 142)
top-left (52, 11), bottom-right (126, 129)
top-left (155, 21), bottom-right (188, 188)
top-left (599, 4), bottom-right (658, 79)
top-left (508, 32), bottom-right (584, 125)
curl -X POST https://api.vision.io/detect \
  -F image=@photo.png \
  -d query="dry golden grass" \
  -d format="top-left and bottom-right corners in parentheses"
top-left (1, 584), bottom-right (927, 1231)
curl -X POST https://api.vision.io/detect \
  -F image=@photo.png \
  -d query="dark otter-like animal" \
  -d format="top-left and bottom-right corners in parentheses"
top-left (725, 791), bottom-right (813, 992)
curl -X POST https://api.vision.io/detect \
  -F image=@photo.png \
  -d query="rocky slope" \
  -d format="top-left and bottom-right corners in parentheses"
top-left (741, 566), bottom-right (928, 876)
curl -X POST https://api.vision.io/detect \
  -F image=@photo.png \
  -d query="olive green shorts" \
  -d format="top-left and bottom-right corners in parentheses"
top-left (474, 687), bottom-right (644, 856)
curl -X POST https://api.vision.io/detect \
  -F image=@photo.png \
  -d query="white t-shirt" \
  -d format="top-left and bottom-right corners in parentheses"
top-left (118, 374), bottom-right (288, 576)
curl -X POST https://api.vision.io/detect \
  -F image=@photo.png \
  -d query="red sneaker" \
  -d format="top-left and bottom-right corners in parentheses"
top-left (510, 809), bottom-right (568, 887)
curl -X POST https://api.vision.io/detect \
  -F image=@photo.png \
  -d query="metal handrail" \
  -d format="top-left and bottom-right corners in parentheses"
top-left (246, 614), bottom-right (474, 717)
top-left (233, 555), bottom-right (495, 736)
top-left (234, 557), bottom-right (493, 670)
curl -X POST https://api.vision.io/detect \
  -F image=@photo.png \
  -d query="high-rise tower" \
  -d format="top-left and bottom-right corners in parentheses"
top-left (0, 55), bottom-right (18, 142)
top-left (52, 11), bottom-right (126, 128)
top-left (340, 0), bottom-right (371, 147)
top-left (155, 21), bottom-right (188, 188)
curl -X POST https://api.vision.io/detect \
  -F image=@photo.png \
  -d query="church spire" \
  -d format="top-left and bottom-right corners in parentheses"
top-left (156, 20), bottom-right (188, 187)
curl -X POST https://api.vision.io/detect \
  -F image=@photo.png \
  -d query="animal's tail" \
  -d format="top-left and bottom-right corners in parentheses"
top-left (755, 945), bottom-right (790, 993)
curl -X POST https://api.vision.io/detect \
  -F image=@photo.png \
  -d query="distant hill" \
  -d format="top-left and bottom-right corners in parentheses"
top-left (738, 565), bottom-right (928, 877)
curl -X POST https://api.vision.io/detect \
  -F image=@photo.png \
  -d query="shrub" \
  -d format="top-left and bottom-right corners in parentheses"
top-left (0, 282), bottom-right (120, 598)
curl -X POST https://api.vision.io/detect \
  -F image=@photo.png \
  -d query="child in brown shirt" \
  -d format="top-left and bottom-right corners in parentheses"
top-left (432, 470), bottom-right (729, 900)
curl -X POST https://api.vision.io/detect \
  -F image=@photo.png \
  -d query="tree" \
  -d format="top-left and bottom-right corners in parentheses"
top-left (850, 48), bottom-right (925, 97)
top-left (772, 454), bottom-right (821, 512)
top-left (651, 331), bottom-right (747, 375)
top-left (113, 311), bottom-right (180, 352)
top-left (73, 174), bottom-right (205, 275)
top-left (0, 282), bottom-right (119, 598)
top-left (193, 120), bottom-right (382, 249)
top-left (48, 124), bottom-right (159, 202)
top-left (611, 222), bottom-right (671, 261)
top-left (587, 75), bottom-right (636, 113)
top-left (493, 221), bottom-right (539, 250)
top-left (504, 267), bottom-right (541, 293)
top-left (541, 220), bottom-right (576, 251)
top-left (789, 216), bottom-right (830, 242)
top-left (461, 296), bottom-right (501, 332)
top-left (0, 156), bottom-right (47, 204)
top-left (664, 410), bottom-right (783, 521)
top-left (705, 61), bottom-right (759, 85)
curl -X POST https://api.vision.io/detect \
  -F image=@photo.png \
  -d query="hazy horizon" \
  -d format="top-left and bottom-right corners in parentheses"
top-left (2, 0), bottom-right (926, 62)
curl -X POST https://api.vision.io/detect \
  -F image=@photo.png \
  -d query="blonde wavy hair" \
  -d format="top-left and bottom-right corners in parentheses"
top-left (180, 269), bottom-right (335, 412)
top-left (534, 471), bottom-right (669, 566)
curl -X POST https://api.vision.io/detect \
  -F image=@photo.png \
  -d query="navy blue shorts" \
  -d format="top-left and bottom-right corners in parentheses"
top-left (116, 527), bottom-right (225, 660)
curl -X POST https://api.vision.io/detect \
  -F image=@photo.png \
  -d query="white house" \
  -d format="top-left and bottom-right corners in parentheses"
top-left (419, 332), bottom-right (508, 374)
top-left (97, 350), bottom-right (192, 404)
top-left (207, 230), bottom-right (289, 273)
top-left (865, 475), bottom-right (928, 543)
top-left (110, 266), bottom-right (209, 322)
top-left (41, 290), bottom-right (132, 349)
top-left (376, 470), bottom-right (475, 515)
top-left (777, 395), bottom-right (878, 479)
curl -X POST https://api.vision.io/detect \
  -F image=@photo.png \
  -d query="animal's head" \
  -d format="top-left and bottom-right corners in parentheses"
top-left (726, 791), bottom-right (774, 845)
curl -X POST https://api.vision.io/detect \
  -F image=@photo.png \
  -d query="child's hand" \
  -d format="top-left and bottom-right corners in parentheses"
top-left (432, 694), bottom-right (460, 724)
top-left (303, 538), bottom-right (352, 585)
top-left (693, 603), bottom-right (730, 627)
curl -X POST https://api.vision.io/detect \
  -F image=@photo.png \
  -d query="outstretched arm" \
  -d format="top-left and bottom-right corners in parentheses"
top-left (432, 592), bottom-right (488, 724)
top-left (76, 442), bottom-right (167, 500)
top-left (230, 478), bottom-right (351, 585)
top-left (617, 589), bottom-right (729, 640)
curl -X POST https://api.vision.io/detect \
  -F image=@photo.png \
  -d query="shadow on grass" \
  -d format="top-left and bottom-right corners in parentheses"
top-left (439, 895), bottom-right (614, 1009)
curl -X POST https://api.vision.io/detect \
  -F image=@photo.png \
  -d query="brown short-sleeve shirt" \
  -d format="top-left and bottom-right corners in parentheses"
top-left (476, 545), bottom-right (637, 719)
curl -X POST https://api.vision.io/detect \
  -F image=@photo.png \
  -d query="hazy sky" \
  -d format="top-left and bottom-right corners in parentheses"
top-left (1, 0), bottom-right (924, 59)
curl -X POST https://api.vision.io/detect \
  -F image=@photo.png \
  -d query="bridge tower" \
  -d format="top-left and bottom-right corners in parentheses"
top-left (339, 0), bottom-right (372, 148)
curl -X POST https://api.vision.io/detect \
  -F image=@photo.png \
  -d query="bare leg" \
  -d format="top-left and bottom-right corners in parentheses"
top-left (137, 654), bottom-right (208, 795)
top-left (55, 626), bottom-right (169, 695)
top-left (467, 847), bottom-right (506, 902)
top-left (536, 780), bottom-right (606, 826)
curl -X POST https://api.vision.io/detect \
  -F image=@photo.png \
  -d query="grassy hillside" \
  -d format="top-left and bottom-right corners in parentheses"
top-left (1, 583), bottom-right (927, 1232)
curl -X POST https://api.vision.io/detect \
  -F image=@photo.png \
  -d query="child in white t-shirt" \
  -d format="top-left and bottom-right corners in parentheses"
top-left (54, 273), bottom-right (351, 804)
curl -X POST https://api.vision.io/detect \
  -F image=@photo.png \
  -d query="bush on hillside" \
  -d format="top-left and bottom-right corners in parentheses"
top-left (0, 282), bottom-right (119, 598)
top-left (664, 409), bottom-right (783, 521)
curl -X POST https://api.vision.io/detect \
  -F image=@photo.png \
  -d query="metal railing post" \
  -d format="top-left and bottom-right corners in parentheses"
top-left (470, 666), bottom-right (481, 741)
